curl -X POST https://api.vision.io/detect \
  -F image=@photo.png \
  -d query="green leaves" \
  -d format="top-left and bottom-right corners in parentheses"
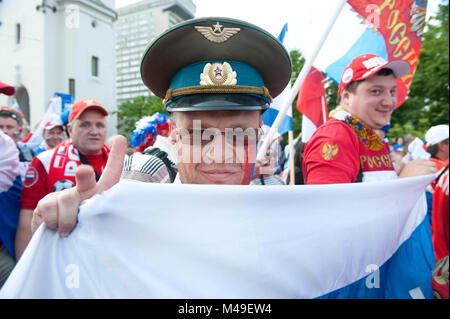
top-left (112, 95), bottom-right (167, 139)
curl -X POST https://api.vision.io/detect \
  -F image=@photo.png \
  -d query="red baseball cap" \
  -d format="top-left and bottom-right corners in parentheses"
top-left (0, 81), bottom-right (16, 96)
top-left (337, 54), bottom-right (411, 94)
top-left (68, 98), bottom-right (108, 123)
top-left (44, 120), bottom-right (63, 130)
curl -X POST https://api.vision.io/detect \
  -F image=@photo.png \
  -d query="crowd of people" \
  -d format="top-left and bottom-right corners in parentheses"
top-left (0, 16), bottom-right (448, 298)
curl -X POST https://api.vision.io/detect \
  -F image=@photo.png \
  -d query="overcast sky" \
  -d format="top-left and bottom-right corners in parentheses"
top-left (115, 0), bottom-right (444, 49)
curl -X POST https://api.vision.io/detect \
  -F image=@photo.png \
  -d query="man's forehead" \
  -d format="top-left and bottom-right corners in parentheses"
top-left (361, 74), bottom-right (397, 87)
top-left (0, 116), bottom-right (19, 125)
top-left (47, 126), bottom-right (63, 132)
top-left (77, 109), bottom-right (107, 121)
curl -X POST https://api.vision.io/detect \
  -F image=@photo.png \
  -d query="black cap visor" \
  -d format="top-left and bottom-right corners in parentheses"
top-left (165, 94), bottom-right (269, 113)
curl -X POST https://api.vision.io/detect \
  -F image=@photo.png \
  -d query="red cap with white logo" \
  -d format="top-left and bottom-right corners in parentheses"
top-left (68, 98), bottom-right (108, 123)
top-left (44, 120), bottom-right (63, 130)
top-left (337, 54), bottom-right (411, 94)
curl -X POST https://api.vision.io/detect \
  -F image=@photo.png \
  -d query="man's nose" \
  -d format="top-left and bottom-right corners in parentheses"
top-left (202, 134), bottom-right (235, 164)
top-left (88, 126), bottom-right (100, 135)
top-left (381, 92), bottom-right (396, 107)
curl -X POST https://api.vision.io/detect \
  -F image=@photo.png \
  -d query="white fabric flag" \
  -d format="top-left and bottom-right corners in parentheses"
top-left (0, 175), bottom-right (434, 298)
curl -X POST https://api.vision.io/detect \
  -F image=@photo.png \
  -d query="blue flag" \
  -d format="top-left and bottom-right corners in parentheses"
top-left (261, 22), bottom-right (292, 136)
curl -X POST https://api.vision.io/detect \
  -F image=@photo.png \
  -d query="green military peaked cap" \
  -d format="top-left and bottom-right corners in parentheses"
top-left (140, 17), bottom-right (292, 112)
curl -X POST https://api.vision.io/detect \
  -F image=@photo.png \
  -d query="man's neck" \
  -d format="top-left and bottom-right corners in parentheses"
top-left (80, 151), bottom-right (103, 157)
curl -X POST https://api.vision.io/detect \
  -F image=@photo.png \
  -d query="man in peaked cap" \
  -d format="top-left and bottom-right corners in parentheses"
top-left (29, 17), bottom-right (292, 237)
top-left (142, 17), bottom-right (291, 185)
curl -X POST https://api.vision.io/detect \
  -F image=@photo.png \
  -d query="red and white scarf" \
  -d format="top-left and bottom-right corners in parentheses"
top-left (47, 139), bottom-right (109, 192)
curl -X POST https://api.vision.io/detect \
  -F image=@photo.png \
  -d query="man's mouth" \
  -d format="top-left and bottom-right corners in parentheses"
top-left (200, 169), bottom-right (238, 182)
top-left (376, 109), bottom-right (392, 116)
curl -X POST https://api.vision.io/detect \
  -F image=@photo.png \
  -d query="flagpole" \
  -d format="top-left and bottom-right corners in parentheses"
top-left (257, 0), bottom-right (347, 161)
top-left (288, 130), bottom-right (295, 185)
top-left (321, 95), bottom-right (327, 124)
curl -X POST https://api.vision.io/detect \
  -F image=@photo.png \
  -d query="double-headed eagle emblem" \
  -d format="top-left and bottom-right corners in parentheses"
top-left (322, 142), bottom-right (339, 161)
top-left (195, 22), bottom-right (240, 43)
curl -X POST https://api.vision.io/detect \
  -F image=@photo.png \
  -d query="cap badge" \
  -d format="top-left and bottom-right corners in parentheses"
top-left (83, 99), bottom-right (96, 106)
top-left (200, 62), bottom-right (237, 86)
top-left (341, 68), bottom-right (353, 84)
top-left (195, 22), bottom-right (240, 43)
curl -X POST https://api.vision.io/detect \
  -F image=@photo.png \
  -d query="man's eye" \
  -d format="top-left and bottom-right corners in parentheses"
top-left (372, 89), bottom-right (381, 95)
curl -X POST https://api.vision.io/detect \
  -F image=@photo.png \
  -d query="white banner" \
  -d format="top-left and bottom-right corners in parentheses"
top-left (0, 175), bottom-right (434, 298)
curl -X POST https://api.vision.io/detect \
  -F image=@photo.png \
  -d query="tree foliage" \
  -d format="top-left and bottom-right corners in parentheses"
top-left (113, 95), bottom-right (166, 138)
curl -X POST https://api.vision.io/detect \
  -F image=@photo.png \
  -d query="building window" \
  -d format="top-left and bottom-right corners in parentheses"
top-left (16, 23), bottom-right (21, 44)
top-left (91, 56), bottom-right (99, 77)
top-left (69, 78), bottom-right (75, 97)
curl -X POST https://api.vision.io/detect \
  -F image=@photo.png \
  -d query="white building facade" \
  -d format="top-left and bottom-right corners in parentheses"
top-left (115, 0), bottom-right (195, 107)
top-left (0, 0), bottom-right (118, 136)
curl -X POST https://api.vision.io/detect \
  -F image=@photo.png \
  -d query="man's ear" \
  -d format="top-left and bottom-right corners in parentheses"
top-left (340, 90), bottom-right (351, 106)
top-left (67, 122), bottom-right (73, 137)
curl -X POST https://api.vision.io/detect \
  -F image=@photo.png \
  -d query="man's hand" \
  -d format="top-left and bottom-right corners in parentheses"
top-left (398, 159), bottom-right (437, 178)
top-left (31, 135), bottom-right (127, 237)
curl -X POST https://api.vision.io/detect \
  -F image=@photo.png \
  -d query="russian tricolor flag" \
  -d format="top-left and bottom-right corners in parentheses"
top-left (1, 175), bottom-right (436, 298)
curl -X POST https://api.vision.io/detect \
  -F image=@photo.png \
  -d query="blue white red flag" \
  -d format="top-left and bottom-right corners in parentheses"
top-left (1, 174), bottom-right (435, 298)
top-left (295, 0), bottom-right (427, 107)
top-left (261, 22), bottom-right (292, 137)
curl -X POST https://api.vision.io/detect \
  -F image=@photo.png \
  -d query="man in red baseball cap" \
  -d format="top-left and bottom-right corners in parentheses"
top-left (303, 53), bottom-right (437, 185)
top-left (33, 120), bottom-right (66, 155)
top-left (15, 98), bottom-right (110, 259)
top-left (301, 54), bottom-right (438, 299)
